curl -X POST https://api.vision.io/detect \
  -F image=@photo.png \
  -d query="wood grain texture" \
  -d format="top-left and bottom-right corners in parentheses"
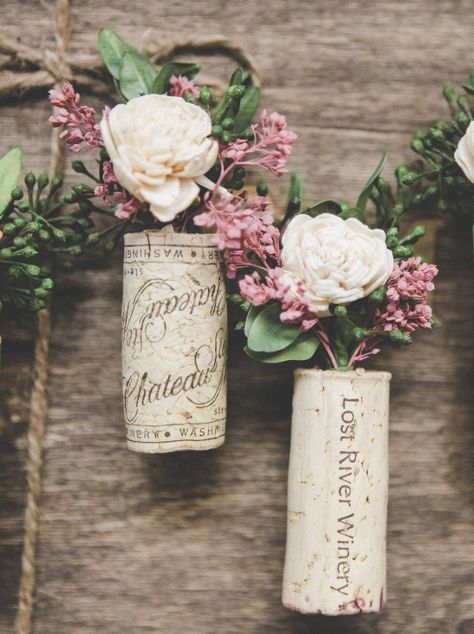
top-left (0, 1), bottom-right (473, 632)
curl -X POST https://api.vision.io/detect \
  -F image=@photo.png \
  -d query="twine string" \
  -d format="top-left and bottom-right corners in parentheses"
top-left (16, 309), bottom-right (51, 634)
top-left (0, 27), bottom-right (260, 100)
top-left (16, 1), bottom-right (69, 630)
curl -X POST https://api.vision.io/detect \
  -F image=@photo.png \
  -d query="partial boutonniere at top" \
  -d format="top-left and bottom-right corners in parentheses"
top-left (0, 147), bottom-right (49, 320)
top-left (401, 69), bottom-right (474, 258)
top-left (0, 147), bottom-right (97, 324)
top-left (49, 28), bottom-right (296, 453)
top-left (210, 153), bottom-right (439, 615)
top-left (392, 69), bottom-right (474, 225)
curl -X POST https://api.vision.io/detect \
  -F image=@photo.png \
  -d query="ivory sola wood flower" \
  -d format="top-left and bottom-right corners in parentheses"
top-left (100, 94), bottom-right (218, 222)
top-left (280, 213), bottom-right (394, 316)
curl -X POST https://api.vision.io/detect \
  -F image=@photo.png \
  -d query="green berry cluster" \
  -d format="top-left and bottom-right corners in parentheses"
top-left (383, 225), bottom-right (426, 258)
top-left (192, 68), bottom-right (260, 193)
top-left (326, 294), bottom-right (412, 369)
top-left (63, 154), bottom-right (138, 254)
top-left (0, 169), bottom-right (104, 317)
top-left (209, 68), bottom-right (259, 147)
top-left (388, 71), bottom-right (474, 222)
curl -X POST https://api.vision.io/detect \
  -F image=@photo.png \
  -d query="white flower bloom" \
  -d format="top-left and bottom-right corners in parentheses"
top-left (454, 121), bottom-right (474, 183)
top-left (100, 94), bottom-right (218, 222)
top-left (281, 213), bottom-right (394, 316)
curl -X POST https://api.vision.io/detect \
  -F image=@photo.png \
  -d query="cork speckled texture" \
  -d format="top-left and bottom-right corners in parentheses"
top-left (283, 370), bottom-right (390, 615)
top-left (122, 230), bottom-right (227, 453)
top-left (0, 1), bottom-right (473, 633)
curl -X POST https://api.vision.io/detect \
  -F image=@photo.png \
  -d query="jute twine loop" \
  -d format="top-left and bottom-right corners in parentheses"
top-left (0, 22), bottom-right (260, 100)
top-left (6, 1), bottom-right (259, 633)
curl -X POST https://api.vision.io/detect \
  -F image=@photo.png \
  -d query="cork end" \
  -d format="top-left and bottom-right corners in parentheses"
top-left (293, 367), bottom-right (392, 382)
top-left (124, 228), bottom-right (217, 248)
top-left (282, 599), bottom-right (384, 617)
top-left (126, 435), bottom-right (225, 454)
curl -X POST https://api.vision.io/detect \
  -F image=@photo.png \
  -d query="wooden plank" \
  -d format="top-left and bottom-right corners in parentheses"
top-left (0, 337), bottom-right (33, 633)
top-left (0, 1), bottom-right (473, 632)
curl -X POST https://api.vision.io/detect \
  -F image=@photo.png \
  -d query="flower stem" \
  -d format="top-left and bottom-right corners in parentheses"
top-left (315, 325), bottom-right (338, 369)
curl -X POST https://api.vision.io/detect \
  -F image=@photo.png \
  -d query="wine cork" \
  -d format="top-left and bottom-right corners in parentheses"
top-left (122, 228), bottom-right (227, 453)
top-left (282, 368), bottom-right (391, 615)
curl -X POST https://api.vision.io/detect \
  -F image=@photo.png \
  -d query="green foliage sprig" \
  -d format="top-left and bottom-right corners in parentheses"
top-left (281, 152), bottom-right (426, 250)
top-left (0, 148), bottom-right (99, 318)
top-left (277, 70), bottom-right (474, 246)
top-left (392, 71), bottom-right (474, 222)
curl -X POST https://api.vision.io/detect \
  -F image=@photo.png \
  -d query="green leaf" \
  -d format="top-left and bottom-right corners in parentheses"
top-left (301, 199), bottom-right (342, 217)
top-left (118, 50), bottom-right (158, 100)
top-left (332, 336), bottom-right (349, 368)
top-left (244, 304), bottom-right (261, 337)
top-left (244, 332), bottom-right (319, 364)
top-left (153, 62), bottom-right (201, 95)
top-left (99, 29), bottom-right (158, 99)
top-left (284, 174), bottom-right (303, 219)
top-left (230, 67), bottom-right (251, 86)
top-left (113, 77), bottom-right (126, 102)
top-left (356, 152), bottom-right (388, 211)
top-left (247, 301), bottom-right (301, 353)
top-left (98, 28), bottom-right (139, 80)
top-left (334, 313), bottom-right (356, 347)
top-left (0, 147), bottom-right (22, 219)
top-left (338, 206), bottom-right (366, 221)
top-left (233, 86), bottom-right (261, 133)
top-left (463, 70), bottom-right (474, 93)
top-left (288, 174), bottom-right (302, 202)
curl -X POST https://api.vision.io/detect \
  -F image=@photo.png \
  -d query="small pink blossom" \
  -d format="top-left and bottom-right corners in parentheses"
top-left (220, 110), bottom-right (297, 177)
top-left (347, 256), bottom-right (438, 367)
top-left (115, 197), bottom-right (148, 220)
top-left (194, 191), bottom-right (281, 278)
top-left (374, 257), bottom-right (438, 334)
top-left (49, 82), bottom-right (102, 153)
top-left (385, 256), bottom-right (438, 303)
top-left (260, 110), bottom-right (297, 158)
top-left (93, 159), bottom-right (148, 219)
top-left (94, 160), bottom-right (126, 207)
top-left (239, 271), bottom-right (277, 306)
top-left (238, 268), bottom-right (318, 332)
top-left (221, 139), bottom-right (249, 162)
top-left (168, 75), bottom-right (200, 98)
top-left (277, 271), bottom-right (318, 329)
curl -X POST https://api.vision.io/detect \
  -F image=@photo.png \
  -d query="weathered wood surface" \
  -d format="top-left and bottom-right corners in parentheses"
top-left (1, 0), bottom-right (473, 632)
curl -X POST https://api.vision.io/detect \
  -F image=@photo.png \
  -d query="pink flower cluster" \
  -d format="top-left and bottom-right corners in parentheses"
top-left (195, 191), bottom-right (317, 331)
top-left (169, 75), bottom-right (200, 99)
top-left (240, 268), bottom-right (318, 331)
top-left (374, 257), bottom-right (438, 333)
top-left (348, 257), bottom-right (438, 366)
top-left (95, 160), bottom-right (148, 219)
top-left (115, 197), bottom-right (148, 220)
top-left (94, 160), bottom-right (121, 204)
top-left (49, 82), bottom-right (102, 153)
top-left (221, 110), bottom-right (297, 177)
top-left (194, 192), bottom-right (280, 278)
